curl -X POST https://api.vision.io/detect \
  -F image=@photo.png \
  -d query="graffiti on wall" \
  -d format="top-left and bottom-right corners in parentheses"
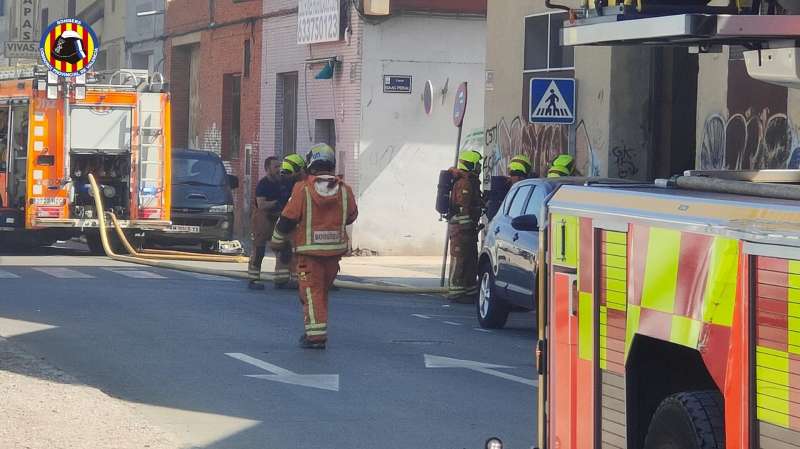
top-left (484, 116), bottom-right (599, 179)
top-left (700, 60), bottom-right (799, 170)
top-left (700, 111), bottom-right (800, 169)
top-left (484, 116), bottom-right (567, 178)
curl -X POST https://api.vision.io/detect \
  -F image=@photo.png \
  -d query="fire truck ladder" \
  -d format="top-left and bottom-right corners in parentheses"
top-left (137, 94), bottom-right (165, 213)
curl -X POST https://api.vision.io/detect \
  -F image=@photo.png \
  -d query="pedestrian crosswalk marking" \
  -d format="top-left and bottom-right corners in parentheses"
top-left (102, 268), bottom-right (166, 279)
top-left (178, 271), bottom-right (237, 282)
top-left (33, 267), bottom-right (94, 279)
top-left (0, 269), bottom-right (20, 278)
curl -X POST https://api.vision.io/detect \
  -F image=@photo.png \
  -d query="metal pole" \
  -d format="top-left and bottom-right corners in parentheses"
top-left (439, 123), bottom-right (463, 287)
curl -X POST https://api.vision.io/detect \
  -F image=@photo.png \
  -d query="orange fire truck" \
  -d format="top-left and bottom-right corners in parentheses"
top-left (0, 66), bottom-right (171, 251)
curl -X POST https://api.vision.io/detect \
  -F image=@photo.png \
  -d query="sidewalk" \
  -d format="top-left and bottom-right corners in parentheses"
top-left (166, 255), bottom-right (445, 289)
top-left (0, 336), bottom-right (184, 449)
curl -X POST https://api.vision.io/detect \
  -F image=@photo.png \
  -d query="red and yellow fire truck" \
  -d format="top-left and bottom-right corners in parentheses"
top-left (538, 172), bottom-right (800, 449)
top-left (0, 65), bottom-right (171, 251)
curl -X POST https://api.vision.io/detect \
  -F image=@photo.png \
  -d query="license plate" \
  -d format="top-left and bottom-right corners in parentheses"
top-left (4, 218), bottom-right (14, 224)
top-left (167, 225), bottom-right (200, 233)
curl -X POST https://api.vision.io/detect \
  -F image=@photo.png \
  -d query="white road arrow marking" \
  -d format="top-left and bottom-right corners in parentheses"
top-left (424, 354), bottom-right (538, 387)
top-left (225, 352), bottom-right (340, 392)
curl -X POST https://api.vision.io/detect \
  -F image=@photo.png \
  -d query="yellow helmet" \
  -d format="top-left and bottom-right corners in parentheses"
top-left (508, 161), bottom-right (529, 176)
top-left (508, 154), bottom-right (531, 176)
top-left (547, 154), bottom-right (576, 178)
top-left (282, 153), bottom-right (306, 174)
top-left (457, 150), bottom-right (482, 172)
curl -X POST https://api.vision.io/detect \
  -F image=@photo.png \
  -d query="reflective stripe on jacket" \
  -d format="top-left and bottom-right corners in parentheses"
top-left (275, 175), bottom-right (358, 257)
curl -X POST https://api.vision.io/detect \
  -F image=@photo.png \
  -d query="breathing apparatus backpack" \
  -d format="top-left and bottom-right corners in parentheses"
top-left (435, 170), bottom-right (454, 216)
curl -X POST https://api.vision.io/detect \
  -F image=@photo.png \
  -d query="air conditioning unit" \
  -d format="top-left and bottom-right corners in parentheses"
top-left (744, 47), bottom-right (800, 89)
top-left (363, 0), bottom-right (390, 15)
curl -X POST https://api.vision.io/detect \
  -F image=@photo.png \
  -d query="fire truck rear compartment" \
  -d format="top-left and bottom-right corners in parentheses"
top-left (70, 153), bottom-right (131, 220)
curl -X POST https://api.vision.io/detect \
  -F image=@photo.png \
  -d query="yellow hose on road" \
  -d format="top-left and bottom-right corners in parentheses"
top-left (88, 174), bottom-right (449, 295)
top-left (108, 213), bottom-right (248, 263)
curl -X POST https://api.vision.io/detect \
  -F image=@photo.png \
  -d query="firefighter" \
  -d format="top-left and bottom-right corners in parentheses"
top-left (270, 143), bottom-right (358, 349)
top-left (508, 154), bottom-right (532, 184)
top-left (274, 154), bottom-right (308, 288)
top-left (248, 156), bottom-right (293, 290)
top-left (281, 153), bottom-right (307, 183)
top-left (447, 149), bottom-right (483, 303)
top-left (546, 154), bottom-right (577, 178)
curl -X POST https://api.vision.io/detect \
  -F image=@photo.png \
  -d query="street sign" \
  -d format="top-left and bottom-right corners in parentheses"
top-left (529, 78), bottom-right (576, 124)
top-left (4, 41), bottom-right (38, 59)
top-left (423, 80), bottom-right (434, 115)
top-left (453, 82), bottom-right (468, 127)
top-left (383, 75), bottom-right (412, 94)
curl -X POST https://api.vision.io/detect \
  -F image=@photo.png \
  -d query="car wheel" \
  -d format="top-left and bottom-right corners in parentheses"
top-left (201, 241), bottom-right (215, 253)
top-left (477, 262), bottom-right (510, 329)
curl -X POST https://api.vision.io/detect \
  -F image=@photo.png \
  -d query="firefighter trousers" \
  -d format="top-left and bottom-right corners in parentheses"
top-left (250, 208), bottom-right (294, 283)
top-left (448, 226), bottom-right (479, 300)
top-left (296, 254), bottom-right (340, 342)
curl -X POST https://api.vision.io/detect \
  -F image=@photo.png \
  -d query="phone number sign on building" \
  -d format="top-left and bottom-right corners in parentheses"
top-left (297, 0), bottom-right (341, 45)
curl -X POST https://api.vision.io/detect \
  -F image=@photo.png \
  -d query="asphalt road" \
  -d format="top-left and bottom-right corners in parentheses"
top-left (0, 245), bottom-right (538, 449)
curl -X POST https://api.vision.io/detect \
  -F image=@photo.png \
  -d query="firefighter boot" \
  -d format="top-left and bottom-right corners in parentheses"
top-left (298, 335), bottom-right (326, 349)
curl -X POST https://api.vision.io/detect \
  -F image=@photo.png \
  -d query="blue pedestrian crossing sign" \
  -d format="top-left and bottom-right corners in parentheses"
top-left (529, 78), bottom-right (575, 124)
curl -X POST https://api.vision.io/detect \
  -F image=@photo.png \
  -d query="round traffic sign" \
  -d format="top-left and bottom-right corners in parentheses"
top-left (423, 80), bottom-right (434, 116)
top-left (453, 82), bottom-right (468, 127)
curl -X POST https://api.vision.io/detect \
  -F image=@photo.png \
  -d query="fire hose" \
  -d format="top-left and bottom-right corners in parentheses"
top-left (88, 174), bottom-right (449, 295)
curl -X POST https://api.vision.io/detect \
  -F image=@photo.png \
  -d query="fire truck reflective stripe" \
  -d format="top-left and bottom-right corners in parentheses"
top-left (760, 408), bottom-right (791, 429)
top-left (603, 241), bottom-right (626, 257)
top-left (674, 233), bottom-right (714, 320)
top-left (628, 225), bottom-right (650, 307)
top-left (604, 230), bottom-right (627, 245)
top-left (758, 346), bottom-right (791, 371)
top-left (625, 304), bottom-right (641, 358)
top-left (701, 237), bottom-right (739, 327)
top-left (669, 315), bottom-right (703, 348)
top-left (578, 291), bottom-right (593, 361)
top-left (641, 228), bottom-right (681, 314)
top-left (578, 218), bottom-right (593, 292)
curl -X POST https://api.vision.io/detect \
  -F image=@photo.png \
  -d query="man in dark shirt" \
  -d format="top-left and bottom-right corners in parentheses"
top-left (249, 156), bottom-right (293, 288)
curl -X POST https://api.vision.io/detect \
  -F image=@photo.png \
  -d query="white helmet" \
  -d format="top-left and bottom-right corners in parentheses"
top-left (307, 143), bottom-right (336, 172)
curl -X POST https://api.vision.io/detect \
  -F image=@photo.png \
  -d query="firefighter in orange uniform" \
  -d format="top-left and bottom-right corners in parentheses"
top-left (447, 149), bottom-right (483, 303)
top-left (270, 144), bottom-right (358, 349)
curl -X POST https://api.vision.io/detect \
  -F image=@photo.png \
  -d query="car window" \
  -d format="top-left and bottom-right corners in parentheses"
top-left (507, 185), bottom-right (533, 218)
top-left (524, 184), bottom-right (548, 222)
top-left (173, 156), bottom-right (226, 186)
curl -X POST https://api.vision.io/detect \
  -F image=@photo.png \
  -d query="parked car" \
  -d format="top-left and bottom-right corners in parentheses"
top-left (148, 149), bottom-right (239, 251)
top-left (477, 177), bottom-right (630, 328)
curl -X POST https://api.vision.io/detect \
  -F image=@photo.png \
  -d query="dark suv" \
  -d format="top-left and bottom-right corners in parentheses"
top-left (149, 149), bottom-right (239, 251)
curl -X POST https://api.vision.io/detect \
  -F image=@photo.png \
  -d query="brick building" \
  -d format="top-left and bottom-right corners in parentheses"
top-left (261, 0), bottom-right (487, 255)
top-left (164, 0), bottom-right (264, 239)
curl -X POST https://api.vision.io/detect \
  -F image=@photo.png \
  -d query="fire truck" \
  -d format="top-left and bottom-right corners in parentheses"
top-left (536, 2), bottom-right (800, 449)
top-left (0, 65), bottom-right (171, 252)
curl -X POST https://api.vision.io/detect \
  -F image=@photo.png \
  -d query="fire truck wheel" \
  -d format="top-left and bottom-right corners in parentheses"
top-left (644, 390), bottom-right (725, 449)
top-left (477, 262), bottom-right (510, 329)
top-left (85, 232), bottom-right (125, 256)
